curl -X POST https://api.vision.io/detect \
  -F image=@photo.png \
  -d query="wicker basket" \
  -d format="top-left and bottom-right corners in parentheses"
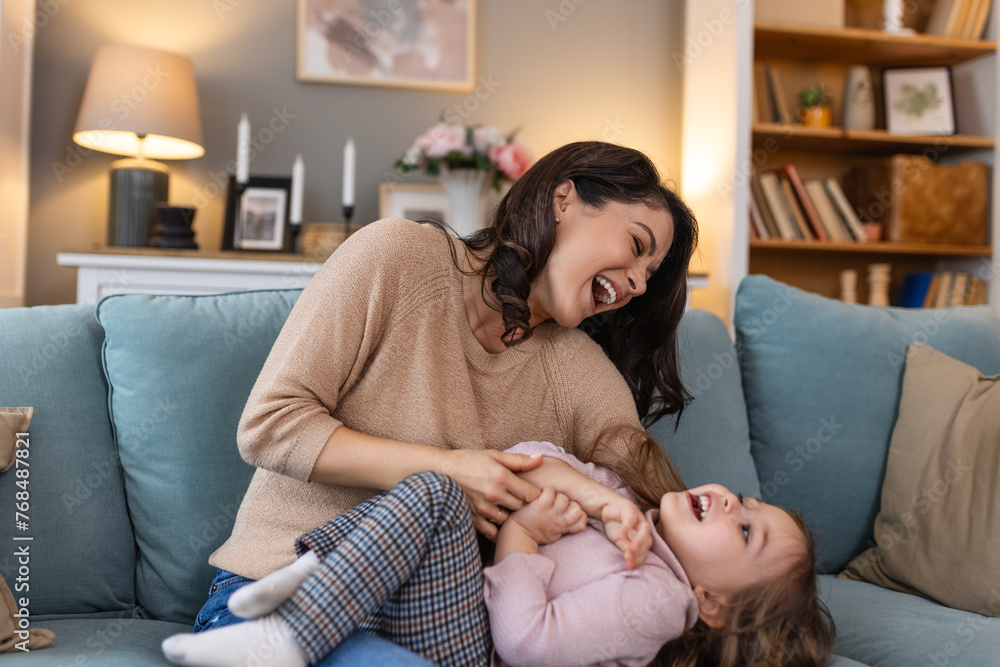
top-left (852, 156), bottom-right (988, 245)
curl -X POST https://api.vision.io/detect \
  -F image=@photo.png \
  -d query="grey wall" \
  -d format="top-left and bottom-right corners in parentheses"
top-left (27, 0), bottom-right (684, 305)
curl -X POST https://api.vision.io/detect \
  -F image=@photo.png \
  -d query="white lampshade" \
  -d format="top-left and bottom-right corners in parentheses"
top-left (73, 45), bottom-right (204, 160)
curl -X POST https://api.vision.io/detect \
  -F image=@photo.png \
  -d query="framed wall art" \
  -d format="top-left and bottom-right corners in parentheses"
top-left (883, 67), bottom-right (956, 135)
top-left (379, 182), bottom-right (449, 222)
top-left (297, 0), bottom-right (476, 91)
top-left (222, 175), bottom-right (294, 252)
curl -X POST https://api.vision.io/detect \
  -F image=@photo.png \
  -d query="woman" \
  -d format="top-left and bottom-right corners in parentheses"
top-left (195, 141), bottom-right (698, 664)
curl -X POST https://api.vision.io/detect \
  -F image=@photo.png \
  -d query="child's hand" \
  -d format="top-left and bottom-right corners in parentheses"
top-left (508, 487), bottom-right (587, 545)
top-left (601, 498), bottom-right (652, 570)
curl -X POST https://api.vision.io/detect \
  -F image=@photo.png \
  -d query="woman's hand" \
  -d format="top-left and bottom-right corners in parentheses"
top-left (601, 497), bottom-right (652, 570)
top-left (441, 449), bottom-right (544, 540)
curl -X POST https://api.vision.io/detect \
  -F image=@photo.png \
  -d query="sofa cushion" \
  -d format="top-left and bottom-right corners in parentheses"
top-left (0, 305), bottom-right (136, 618)
top-left (96, 290), bottom-right (301, 624)
top-left (734, 275), bottom-right (1000, 573)
top-left (648, 309), bottom-right (761, 497)
top-left (820, 575), bottom-right (1000, 667)
top-left (841, 342), bottom-right (1000, 616)
top-left (1, 618), bottom-right (189, 666)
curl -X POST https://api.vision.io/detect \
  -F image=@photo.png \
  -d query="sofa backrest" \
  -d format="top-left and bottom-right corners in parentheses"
top-left (95, 289), bottom-right (301, 624)
top-left (734, 275), bottom-right (1000, 573)
top-left (648, 309), bottom-right (761, 498)
top-left (0, 304), bottom-right (137, 619)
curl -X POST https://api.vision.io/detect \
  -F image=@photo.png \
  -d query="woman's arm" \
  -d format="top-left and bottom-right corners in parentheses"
top-left (310, 425), bottom-right (543, 539)
top-left (514, 456), bottom-right (652, 569)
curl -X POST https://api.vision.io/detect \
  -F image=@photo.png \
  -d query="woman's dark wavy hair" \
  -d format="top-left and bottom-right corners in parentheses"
top-left (434, 141), bottom-right (698, 427)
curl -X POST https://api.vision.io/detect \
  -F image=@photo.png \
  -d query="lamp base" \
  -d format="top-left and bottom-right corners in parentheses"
top-left (108, 158), bottom-right (168, 247)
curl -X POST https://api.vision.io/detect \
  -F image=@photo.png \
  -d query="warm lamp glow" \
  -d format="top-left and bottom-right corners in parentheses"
top-left (73, 45), bottom-right (204, 160)
top-left (73, 130), bottom-right (203, 159)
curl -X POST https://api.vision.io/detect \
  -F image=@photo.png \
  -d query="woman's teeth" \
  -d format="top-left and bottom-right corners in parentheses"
top-left (594, 275), bottom-right (617, 304)
top-left (698, 495), bottom-right (708, 520)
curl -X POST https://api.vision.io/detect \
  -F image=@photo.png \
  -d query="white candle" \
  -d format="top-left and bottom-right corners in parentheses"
top-left (342, 137), bottom-right (356, 208)
top-left (290, 154), bottom-right (304, 225)
top-left (236, 112), bottom-right (250, 185)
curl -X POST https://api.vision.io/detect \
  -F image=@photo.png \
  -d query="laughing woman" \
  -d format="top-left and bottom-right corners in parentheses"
top-left (183, 141), bottom-right (698, 665)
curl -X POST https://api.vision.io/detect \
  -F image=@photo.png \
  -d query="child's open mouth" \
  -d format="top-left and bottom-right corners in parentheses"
top-left (689, 493), bottom-right (709, 521)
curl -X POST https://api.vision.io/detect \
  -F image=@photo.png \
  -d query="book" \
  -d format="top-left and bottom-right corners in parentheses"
top-left (754, 62), bottom-right (775, 124)
top-left (765, 65), bottom-right (792, 124)
top-left (779, 176), bottom-right (814, 240)
top-left (774, 165), bottom-right (828, 241)
top-left (967, 276), bottom-right (989, 305)
top-left (926, 0), bottom-right (970, 36)
top-left (758, 172), bottom-right (799, 239)
top-left (896, 272), bottom-right (935, 307)
top-left (964, 0), bottom-right (992, 38)
top-left (923, 273), bottom-right (943, 307)
top-left (949, 271), bottom-right (970, 306)
top-left (751, 174), bottom-right (781, 238)
top-left (934, 271), bottom-right (954, 308)
top-left (805, 179), bottom-right (852, 242)
top-left (749, 191), bottom-right (770, 239)
top-left (823, 178), bottom-right (869, 242)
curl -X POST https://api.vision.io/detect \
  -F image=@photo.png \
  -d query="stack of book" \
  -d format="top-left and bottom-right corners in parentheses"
top-left (749, 165), bottom-right (869, 242)
top-left (924, 0), bottom-right (992, 39)
top-left (896, 270), bottom-right (990, 307)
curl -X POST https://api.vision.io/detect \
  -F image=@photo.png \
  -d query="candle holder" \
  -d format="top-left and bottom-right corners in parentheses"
top-left (342, 204), bottom-right (354, 236)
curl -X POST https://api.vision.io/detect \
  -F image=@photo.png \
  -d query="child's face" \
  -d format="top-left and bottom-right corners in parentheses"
top-left (656, 483), bottom-right (804, 606)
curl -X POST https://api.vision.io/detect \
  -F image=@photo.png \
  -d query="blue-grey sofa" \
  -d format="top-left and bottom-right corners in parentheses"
top-left (2, 274), bottom-right (999, 666)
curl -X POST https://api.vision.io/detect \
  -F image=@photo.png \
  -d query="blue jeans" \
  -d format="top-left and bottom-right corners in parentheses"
top-left (193, 569), bottom-right (436, 666)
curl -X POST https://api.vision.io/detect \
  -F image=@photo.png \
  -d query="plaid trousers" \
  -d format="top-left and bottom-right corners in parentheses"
top-left (274, 471), bottom-right (491, 667)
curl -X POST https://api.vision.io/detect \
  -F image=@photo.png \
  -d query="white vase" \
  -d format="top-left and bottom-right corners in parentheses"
top-left (843, 66), bottom-right (876, 131)
top-left (440, 166), bottom-right (488, 237)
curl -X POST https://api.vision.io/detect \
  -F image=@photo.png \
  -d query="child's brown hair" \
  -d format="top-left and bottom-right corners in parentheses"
top-left (583, 425), bottom-right (835, 667)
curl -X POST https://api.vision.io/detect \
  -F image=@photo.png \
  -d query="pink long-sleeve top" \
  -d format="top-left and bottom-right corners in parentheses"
top-left (483, 441), bottom-right (699, 667)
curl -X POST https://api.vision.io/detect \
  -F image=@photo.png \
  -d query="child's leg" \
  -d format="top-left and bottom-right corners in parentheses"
top-left (227, 491), bottom-right (390, 619)
top-left (274, 471), bottom-right (490, 667)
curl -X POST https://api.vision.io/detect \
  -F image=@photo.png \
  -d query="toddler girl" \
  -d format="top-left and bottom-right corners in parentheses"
top-left (163, 431), bottom-right (833, 667)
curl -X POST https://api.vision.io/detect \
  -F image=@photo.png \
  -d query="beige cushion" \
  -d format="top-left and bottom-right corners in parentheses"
top-left (840, 342), bottom-right (1000, 616)
top-left (0, 408), bottom-right (32, 473)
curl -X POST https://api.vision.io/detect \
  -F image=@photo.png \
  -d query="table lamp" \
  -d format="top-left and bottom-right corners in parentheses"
top-left (73, 45), bottom-right (204, 247)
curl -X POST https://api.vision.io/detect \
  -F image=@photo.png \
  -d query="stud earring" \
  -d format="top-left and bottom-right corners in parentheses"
top-left (555, 216), bottom-right (560, 222)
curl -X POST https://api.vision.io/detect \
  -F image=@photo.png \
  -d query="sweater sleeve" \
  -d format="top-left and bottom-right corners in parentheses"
top-left (235, 219), bottom-right (428, 482)
top-left (546, 331), bottom-right (644, 461)
top-left (484, 552), bottom-right (690, 667)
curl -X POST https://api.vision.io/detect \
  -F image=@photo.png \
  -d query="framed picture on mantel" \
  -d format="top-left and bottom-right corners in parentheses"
top-left (222, 175), bottom-right (294, 252)
top-left (296, 0), bottom-right (476, 91)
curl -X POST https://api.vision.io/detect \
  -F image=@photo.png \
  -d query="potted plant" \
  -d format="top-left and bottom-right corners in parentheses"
top-left (798, 85), bottom-right (833, 128)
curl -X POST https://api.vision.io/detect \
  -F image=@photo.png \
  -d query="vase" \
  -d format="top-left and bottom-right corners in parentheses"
top-left (843, 66), bottom-right (876, 131)
top-left (440, 166), bottom-right (488, 237)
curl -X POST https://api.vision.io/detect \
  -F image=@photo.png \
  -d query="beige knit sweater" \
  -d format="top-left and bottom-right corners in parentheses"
top-left (210, 219), bottom-right (642, 579)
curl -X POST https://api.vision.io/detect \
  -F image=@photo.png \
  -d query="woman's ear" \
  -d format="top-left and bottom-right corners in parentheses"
top-left (552, 179), bottom-right (575, 220)
top-left (692, 584), bottom-right (728, 628)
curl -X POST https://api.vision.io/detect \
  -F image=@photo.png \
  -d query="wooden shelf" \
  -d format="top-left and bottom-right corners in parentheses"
top-left (750, 239), bottom-right (993, 256)
top-left (755, 22), bottom-right (997, 66)
top-left (752, 123), bottom-right (994, 154)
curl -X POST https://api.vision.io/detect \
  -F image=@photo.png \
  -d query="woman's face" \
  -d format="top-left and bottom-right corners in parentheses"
top-left (528, 180), bottom-right (674, 328)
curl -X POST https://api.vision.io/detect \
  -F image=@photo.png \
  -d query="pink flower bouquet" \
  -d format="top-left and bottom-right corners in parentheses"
top-left (397, 121), bottom-right (532, 191)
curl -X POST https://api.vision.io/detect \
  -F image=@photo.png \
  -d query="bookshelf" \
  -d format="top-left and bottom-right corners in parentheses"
top-left (680, 0), bottom-right (999, 318)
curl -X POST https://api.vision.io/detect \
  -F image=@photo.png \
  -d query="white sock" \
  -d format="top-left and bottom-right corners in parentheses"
top-left (161, 615), bottom-right (308, 667)
top-left (228, 551), bottom-right (320, 619)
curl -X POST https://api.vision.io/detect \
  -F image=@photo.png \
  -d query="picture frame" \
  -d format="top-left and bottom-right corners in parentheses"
top-left (379, 182), bottom-right (449, 223)
top-left (882, 67), bottom-right (956, 135)
top-left (296, 0), bottom-right (476, 91)
top-left (222, 175), bottom-right (294, 252)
